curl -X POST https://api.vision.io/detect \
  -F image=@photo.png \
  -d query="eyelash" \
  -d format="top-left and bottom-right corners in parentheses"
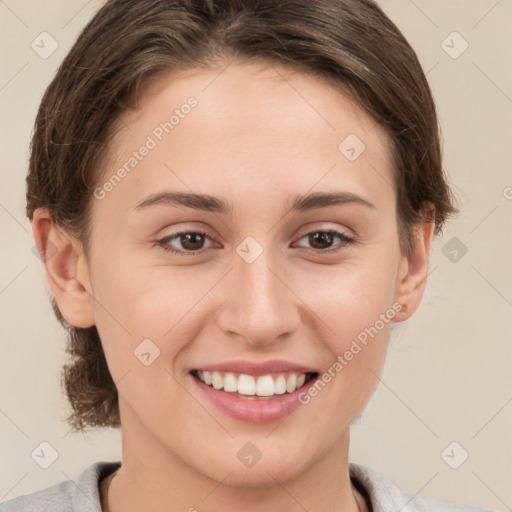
top-left (155, 229), bottom-right (355, 256)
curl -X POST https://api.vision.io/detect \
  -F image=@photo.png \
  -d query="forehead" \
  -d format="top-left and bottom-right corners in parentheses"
top-left (97, 60), bottom-right (395, 217)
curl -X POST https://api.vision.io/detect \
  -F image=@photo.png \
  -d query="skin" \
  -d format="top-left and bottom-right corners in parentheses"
top-left (33, 58), bottom-right (434, 512)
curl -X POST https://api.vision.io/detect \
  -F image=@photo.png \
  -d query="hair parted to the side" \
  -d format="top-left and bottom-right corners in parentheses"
top-left (27, 0), bottom-right (459, 432)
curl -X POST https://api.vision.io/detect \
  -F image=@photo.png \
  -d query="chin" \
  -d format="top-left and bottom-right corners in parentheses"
top-left (226, 465), bottom-right (302, 488)
top-left (204, 449), bottom-right (309, 488)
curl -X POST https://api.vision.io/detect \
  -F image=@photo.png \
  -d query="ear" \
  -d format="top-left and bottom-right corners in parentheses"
top-left (392, 211), bottom-right (435, 324)
top-left (32, 208), bottom-right (95, 328)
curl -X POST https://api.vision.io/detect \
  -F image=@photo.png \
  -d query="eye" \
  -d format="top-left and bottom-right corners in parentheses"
top-left (155, 228), bottom-right (355, 257)
top-left (292, 229), bottom-right (355, 254)
top-left (156, 230), bottom-right (215, 256)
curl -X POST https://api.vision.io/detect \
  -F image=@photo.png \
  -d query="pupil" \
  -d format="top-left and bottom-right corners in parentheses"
top-left (182, 232), bottom-right (204, 250)
top-left (310, 231), bottom-right (333, 249)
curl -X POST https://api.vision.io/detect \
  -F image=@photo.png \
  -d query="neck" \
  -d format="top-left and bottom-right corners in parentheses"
top-left (105, 402), bottom-right (367, 512)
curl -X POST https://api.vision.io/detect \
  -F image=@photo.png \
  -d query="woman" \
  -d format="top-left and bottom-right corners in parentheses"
top-left (0, 0), bottom-right (495, 510)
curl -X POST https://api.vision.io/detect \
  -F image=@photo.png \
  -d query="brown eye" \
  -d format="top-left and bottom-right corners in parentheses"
top-left (308, 231), bottom-right (335, 250)
top-left (157, 230), bottom-right (214, 256)
top-left (179, 232), bottom-right (207, 251)
top-left (294, 230), bottom-right (354, 254)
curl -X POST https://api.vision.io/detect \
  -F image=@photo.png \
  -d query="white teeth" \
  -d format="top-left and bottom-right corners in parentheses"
top-left (256, 375), bottom-right (274, 396)
top-left (211, 371), bottom-right (223, 390)
top-left (223, 372), bottom-right (238, 392)
top-left (238, 374), bottom-right (256, 395)
top-left (274, 375), bottom-right (287, 394)
top-left (286, 373), bottom-right (297, 393)
top-left (195, 370), bottom-right (313, 396)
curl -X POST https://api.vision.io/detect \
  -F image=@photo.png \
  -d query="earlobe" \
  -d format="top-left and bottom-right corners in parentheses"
top-left (392, 217), bottom-right (435, 324)
top-left (32, 208), bottom-right (95, 328)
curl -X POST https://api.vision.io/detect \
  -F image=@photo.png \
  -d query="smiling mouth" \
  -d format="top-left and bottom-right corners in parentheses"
top-left (190, 369), bottom-right (319, 399)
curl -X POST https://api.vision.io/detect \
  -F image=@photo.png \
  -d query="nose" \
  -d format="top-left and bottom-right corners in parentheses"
top-left (216, 246), bottom-right (301, 347)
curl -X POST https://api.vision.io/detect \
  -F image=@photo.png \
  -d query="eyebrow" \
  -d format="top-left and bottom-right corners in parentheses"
top-left (133, 190), bottom-right (376, 214)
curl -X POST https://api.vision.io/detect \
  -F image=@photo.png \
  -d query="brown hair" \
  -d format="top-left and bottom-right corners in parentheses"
top-left (27, 0), bottom-right (458, 431)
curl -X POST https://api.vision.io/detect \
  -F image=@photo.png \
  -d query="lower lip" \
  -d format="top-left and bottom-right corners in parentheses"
top-left (191, 373), bottom-right (318, 424)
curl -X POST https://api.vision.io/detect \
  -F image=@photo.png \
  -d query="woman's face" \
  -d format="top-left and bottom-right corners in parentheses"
top-left (74, 60), bottom-right (426, 485)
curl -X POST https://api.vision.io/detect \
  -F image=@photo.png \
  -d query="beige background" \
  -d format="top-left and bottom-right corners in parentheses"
top-left (1, 0), bottom-right (511, 509)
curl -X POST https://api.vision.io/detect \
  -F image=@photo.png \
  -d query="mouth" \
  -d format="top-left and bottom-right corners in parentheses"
top-left (190, 369), bottom-right (319, 400)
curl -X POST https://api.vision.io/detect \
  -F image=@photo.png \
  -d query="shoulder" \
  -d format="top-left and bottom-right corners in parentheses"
top-left (349, 462), bottom-right (495, 512)
top-left (0, 460), bottom-right (121, 512)
top-left (0, 480), bottom-right (75, 512)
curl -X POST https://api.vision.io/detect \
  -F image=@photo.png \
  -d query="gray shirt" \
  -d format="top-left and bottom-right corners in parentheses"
top-left (0, 460), bottom-right (494, 511)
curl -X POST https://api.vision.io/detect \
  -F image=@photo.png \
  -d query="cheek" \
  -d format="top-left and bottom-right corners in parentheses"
top-left (88, 246), bottom-right (176, 335)
top-left (90, 234), bottom-right (398, 380)
top-left (293, 252), bottom-right (398, 339)
top-left (292, 251), bottom-right (398, 393)
top-left (88, 255), bottom-right (213, 375)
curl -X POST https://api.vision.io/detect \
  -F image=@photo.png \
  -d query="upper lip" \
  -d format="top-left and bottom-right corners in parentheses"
top-left (191, 359), bottom-right (318, 376)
